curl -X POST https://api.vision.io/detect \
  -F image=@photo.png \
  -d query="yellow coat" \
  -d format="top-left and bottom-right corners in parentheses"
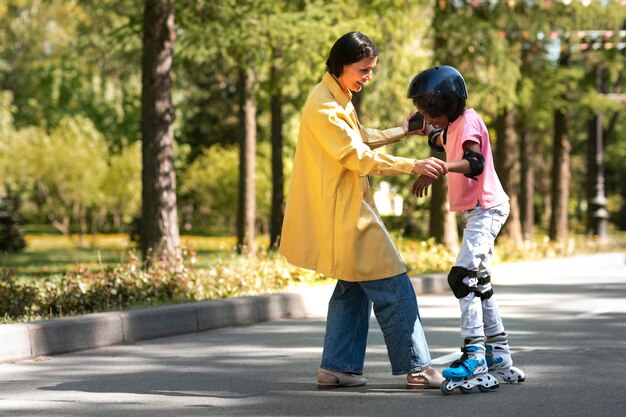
top-left (279, 73), bottom-right (418, 282)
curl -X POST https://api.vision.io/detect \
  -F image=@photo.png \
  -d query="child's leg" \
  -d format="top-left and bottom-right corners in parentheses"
top-left (486, 333), bottom-right (526, 383)
top-left (454, 205), bottom-right (501, 338)
top-left (479, 276), bottom-right (505, 336)
top-left (467, 203), bottom-right (509, 336)
top-left (466, 203), bottom-right (524, 383)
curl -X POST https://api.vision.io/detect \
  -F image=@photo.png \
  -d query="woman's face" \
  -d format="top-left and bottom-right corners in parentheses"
top-left (337, 56), bottom-right (377, 93)
top-left (414, 103), bottom-right (449, 129)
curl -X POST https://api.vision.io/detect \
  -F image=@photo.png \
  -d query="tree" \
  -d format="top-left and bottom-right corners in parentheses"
top-left (429, 175), bottom-right (459, 253)
top-left (495, 108), bottom-right (523, 245)
top-left (141, 0), bottom-right (180, 263)
top-left (268, 49), bottom-right (284, 250)
top-left (236, 67), bottom-right (257, 255)
top-left (550, 105), bottom-right (571, 242)
top-left (0, 185), bottom-right (26, 253)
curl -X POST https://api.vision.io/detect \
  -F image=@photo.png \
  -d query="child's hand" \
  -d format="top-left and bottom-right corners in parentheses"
top-left (412, 175), bottom-right (436, 198)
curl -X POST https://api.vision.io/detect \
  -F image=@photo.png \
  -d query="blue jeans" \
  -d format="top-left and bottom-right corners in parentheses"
top-left (320, 272), bottom-right (432, 375)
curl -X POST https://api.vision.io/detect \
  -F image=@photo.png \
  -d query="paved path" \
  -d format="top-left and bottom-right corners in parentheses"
top-left (1, 253), bottom-right (625, 417)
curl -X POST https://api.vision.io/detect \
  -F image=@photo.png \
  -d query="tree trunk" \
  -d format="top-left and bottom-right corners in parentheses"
top-left (495, 109), bottom-right (523, 246)
top-left (269, 54), bottom-right (284, 251)
top-left (549, 110), bottom-right (571, 242)
top-left (430, 175), bottom-right (458, 253)
top-left (140, 0), bottom-right (180, 263)
top-left (236, 68), bottom-right (257, 255)
top-left (519, 130), bottom-right (535, 242)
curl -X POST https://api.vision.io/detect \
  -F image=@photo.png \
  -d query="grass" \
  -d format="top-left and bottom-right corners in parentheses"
top-left (1, 234), bottom-right (133, 278)
top-left (0, 234), bottom-right (262, 279)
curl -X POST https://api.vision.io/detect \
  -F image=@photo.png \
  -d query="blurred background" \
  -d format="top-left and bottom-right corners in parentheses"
top-left (0, 0), bottom-right (624, 321)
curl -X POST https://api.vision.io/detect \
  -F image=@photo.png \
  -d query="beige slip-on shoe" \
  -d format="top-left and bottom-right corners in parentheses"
top-left (406, 367), bottom-right (445, 389)
top-left (316, 368), bottom-right (368, 389)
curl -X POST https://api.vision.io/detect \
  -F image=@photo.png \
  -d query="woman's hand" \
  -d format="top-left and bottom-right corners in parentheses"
top-left (401, 112), bottom-right (415, 135)
top-left (411, 157), bottom-right (448, 179)
top-left (412, 175), bottom-right (435, 198)
top-left (402, 112), bottom-right (434, 136)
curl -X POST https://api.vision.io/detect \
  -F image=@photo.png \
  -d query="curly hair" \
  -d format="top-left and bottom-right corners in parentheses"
top-left (414, 92), bottom-right (466, 123)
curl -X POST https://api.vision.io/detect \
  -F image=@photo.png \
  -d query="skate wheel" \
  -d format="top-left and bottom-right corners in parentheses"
top-left (440, 380), bottom-right (452, 396)
top-left (478, 385), bottom-right (491, 393)
top-left (459, 386), bottom-right (472, 394)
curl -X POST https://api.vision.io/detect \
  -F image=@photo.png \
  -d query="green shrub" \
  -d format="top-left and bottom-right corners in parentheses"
top-left (0, 249), bottom-right (323, 322)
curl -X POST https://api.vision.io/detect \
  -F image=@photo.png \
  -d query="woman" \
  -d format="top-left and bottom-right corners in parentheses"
top-left (279, 32), bottom-right (446, 389)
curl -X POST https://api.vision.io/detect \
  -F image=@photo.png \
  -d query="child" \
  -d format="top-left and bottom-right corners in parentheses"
top-left (407, 65), bottom-right (525, 395)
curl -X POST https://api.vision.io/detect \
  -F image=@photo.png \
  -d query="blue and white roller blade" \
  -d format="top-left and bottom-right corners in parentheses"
top-left (441, 336), bottom-right (499, 395)
top-left (486, 333), bottom-right (525, 384)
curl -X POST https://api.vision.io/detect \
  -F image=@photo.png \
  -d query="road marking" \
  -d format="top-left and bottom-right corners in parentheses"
top-left (431, 352), bottom-right (460, 365)
top-left (575, 307), bottom-right (613, 318)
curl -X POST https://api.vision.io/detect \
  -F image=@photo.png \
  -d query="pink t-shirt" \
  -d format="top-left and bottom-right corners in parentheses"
top-left (443, 109), bottom-right (509, 212)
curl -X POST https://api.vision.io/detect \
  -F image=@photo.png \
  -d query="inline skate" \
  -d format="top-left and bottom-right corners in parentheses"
top-left (486, 333), bottom-right (525, 383)
top-left (441, 336), bottom-right (499, 395)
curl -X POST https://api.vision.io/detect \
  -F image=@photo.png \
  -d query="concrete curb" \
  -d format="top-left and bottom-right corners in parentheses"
top-left (0, 293), bottom-right (311, 364)
top-left (2, 252), bottom-right (622, 364)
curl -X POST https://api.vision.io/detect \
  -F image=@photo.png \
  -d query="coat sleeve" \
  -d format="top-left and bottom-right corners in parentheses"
top-left (362, 127), bottom-right (405, 149)
top-left (304, 99), bottom-right (415, 176)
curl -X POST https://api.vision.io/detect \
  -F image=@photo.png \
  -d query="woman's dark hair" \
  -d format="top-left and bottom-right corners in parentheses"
top-left (326, 32), bottom-right (379, 77)
top-left (414, 92), bottom-right (466, 123)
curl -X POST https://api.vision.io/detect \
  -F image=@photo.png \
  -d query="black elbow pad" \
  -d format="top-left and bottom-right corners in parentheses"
top-left (462, 149), bottom-right (485, 180)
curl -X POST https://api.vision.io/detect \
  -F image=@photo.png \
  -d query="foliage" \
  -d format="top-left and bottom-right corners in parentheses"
top-left (398, 237), bottom-right (457, 275)
top-left (1, 114), bottom-right (119, 237)
top-left (100, 142), bottom-right (142, 229)
top-left (179, 143), bottom-right (272, 234)
top-left (0, 0), bottom-right (142, 148)
top-left (0, 248), bottom-right (322, 322)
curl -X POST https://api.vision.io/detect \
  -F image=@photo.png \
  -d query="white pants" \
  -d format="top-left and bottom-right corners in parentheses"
top-left (455, 202), bottom-right (510, 338)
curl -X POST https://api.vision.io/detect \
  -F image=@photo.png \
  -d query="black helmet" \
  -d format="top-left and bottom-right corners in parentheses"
top-left (407, 65), bottom-right (468, 100)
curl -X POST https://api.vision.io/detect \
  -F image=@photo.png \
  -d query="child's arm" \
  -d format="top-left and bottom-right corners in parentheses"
top-left (413, 141), bottom-right (484, 198)
top-left (446, 142), bottom-right (483, 179)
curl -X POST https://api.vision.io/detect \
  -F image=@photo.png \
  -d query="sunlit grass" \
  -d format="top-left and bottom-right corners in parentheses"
top-left (1, 234), bottom-right (274, 278)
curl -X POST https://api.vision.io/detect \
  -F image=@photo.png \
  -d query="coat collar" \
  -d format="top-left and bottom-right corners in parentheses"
top-left (322, 72), bottom-right (354, 113)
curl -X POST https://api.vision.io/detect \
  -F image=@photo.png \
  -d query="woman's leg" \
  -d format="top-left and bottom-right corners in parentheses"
top-left (320, 280), bottom-right (371, 374)
top-left (361, 272), bottom-right (431, 375)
